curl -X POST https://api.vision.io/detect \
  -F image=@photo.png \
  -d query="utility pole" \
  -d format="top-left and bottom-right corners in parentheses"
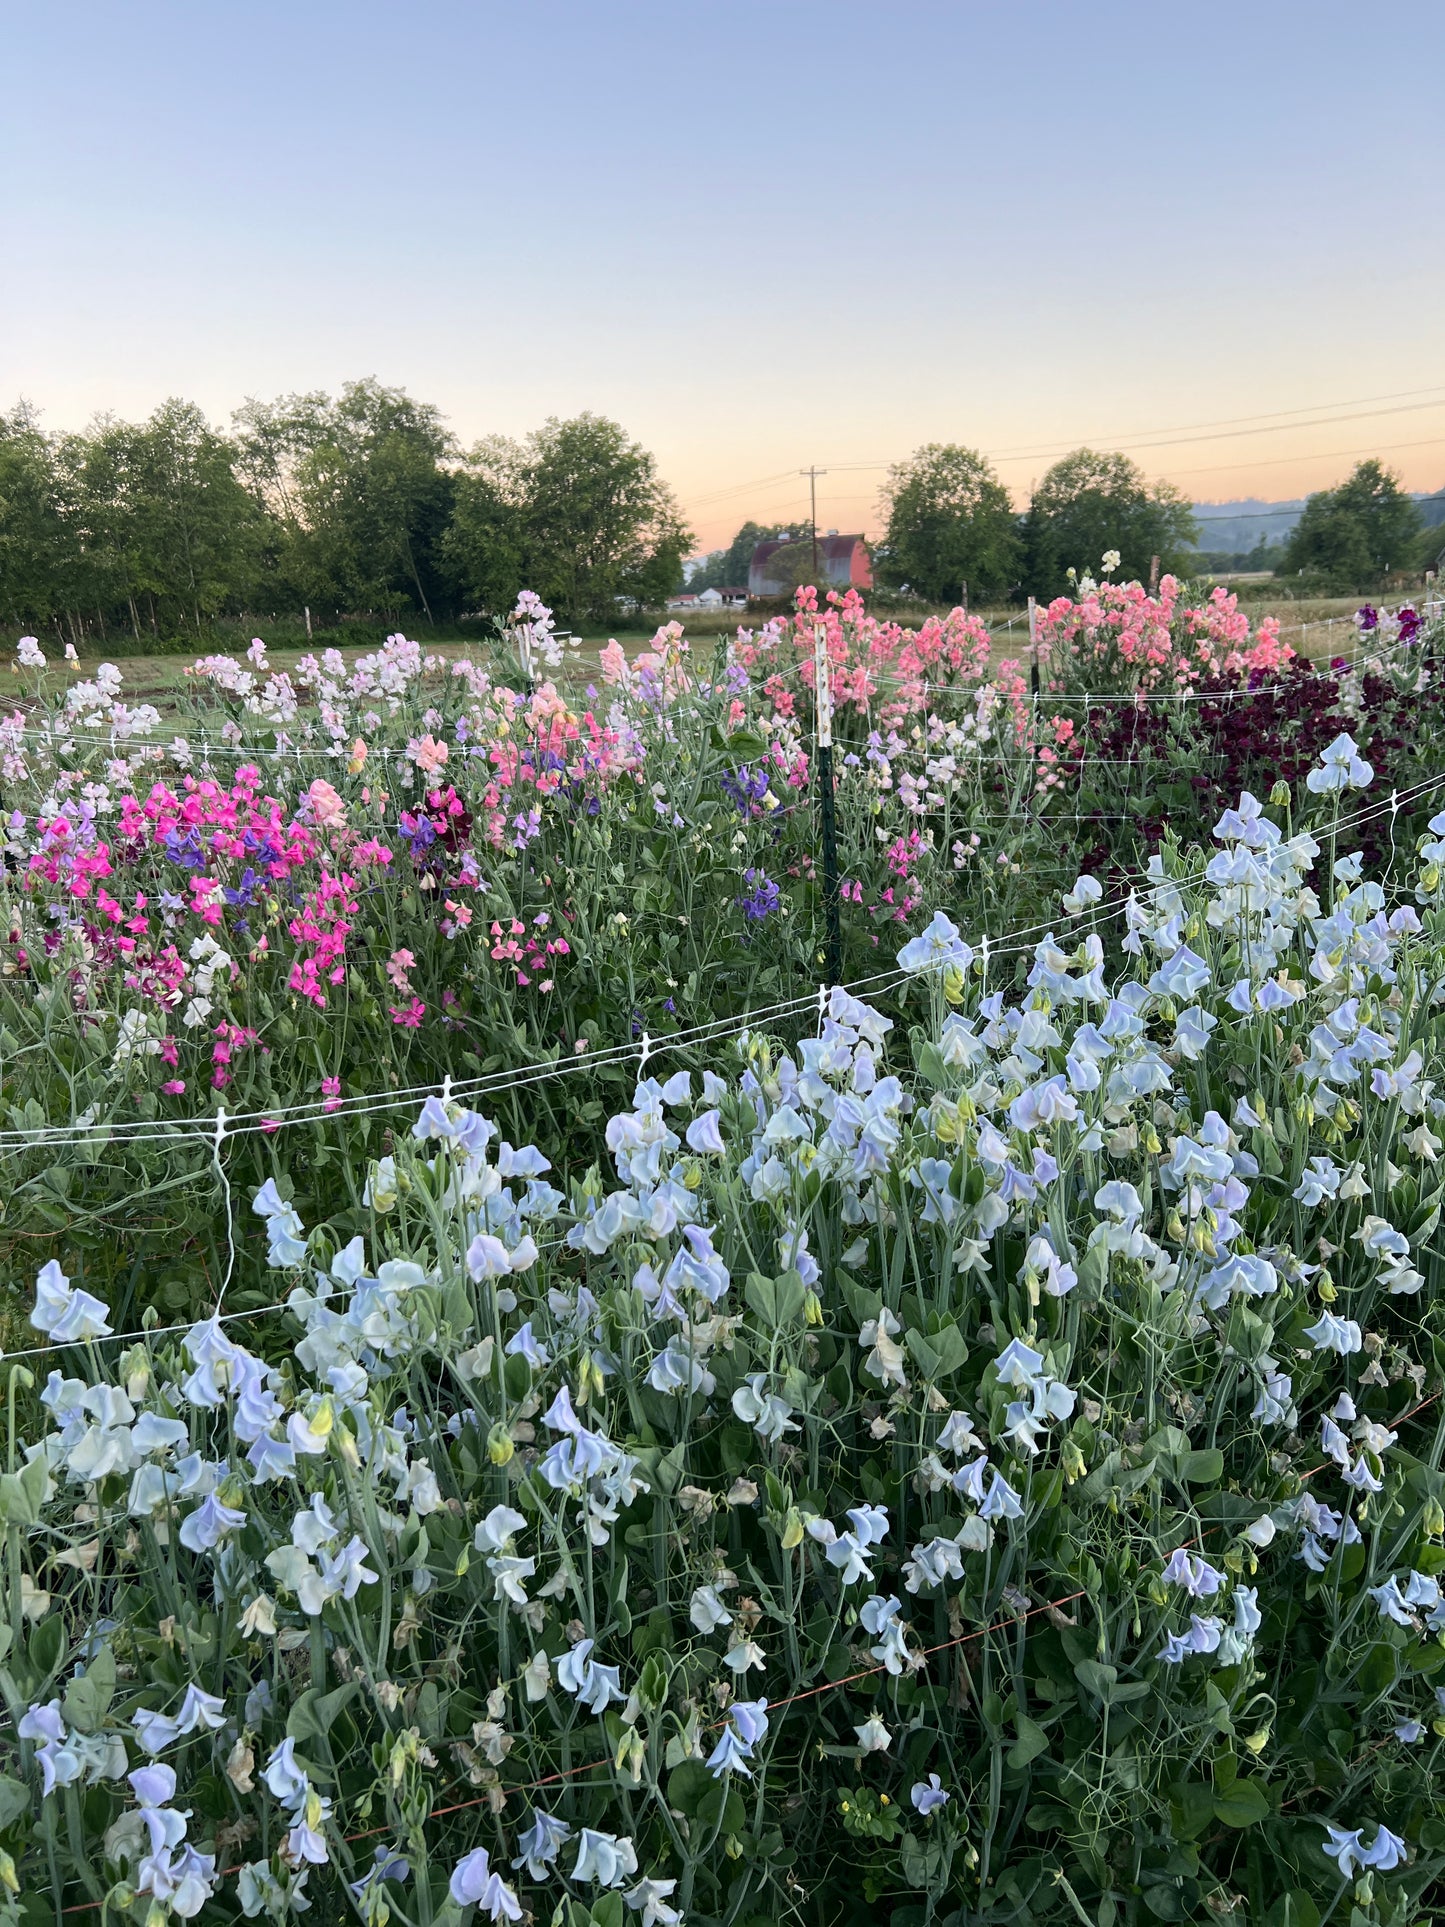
top-left (800, 467), bottom-right (827, 581)
top-left (814, 624), bottom-right (841, 987)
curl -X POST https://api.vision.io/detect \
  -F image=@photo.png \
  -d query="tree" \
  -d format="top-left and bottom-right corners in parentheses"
top-left (517, 414), bottom-right (691, 623)
top-left (234, 379), bottom-right (457, 621)
top-left (63, 401), bottom-right (263, 637)
top-left (1277, 459), bottom-right (1424, 589)
top-left (1025, 448), bottom-right (1196, 597)
top-left (876, 444), bottom-right (1020, 603)
top-left (0, 403), bottom-right (69, 629)
top-left (443, 437), bottom-right (528, 616)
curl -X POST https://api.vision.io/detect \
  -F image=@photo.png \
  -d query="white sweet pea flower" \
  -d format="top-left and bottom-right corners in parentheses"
top-left (858, 1305), bottom-right (908, 1388)
top-left (572, 1830), bottom-right (639, 1887)
top-left (898, 911), bottom-right (973, 976)
top-left (1306, 732), bottom-right (1374, 794)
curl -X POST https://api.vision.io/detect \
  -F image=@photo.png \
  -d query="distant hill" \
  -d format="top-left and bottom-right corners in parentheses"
top-left (1189, 498), bottom-right (1307, 553)
top-left (1190, 488), bottom-right (1445, 558)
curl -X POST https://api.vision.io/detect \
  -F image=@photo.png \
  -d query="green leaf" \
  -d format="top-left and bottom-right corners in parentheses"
top-left (744, 1271), bottom-right (807, 1328)
top-left (904, 1330), bottom-right (941, 1380)
top-left (25, 1614), bottom-right (64, 1685)
top-left (62, 1646), bottom-right (115, 1734)
top-left (637, 1654), bottom-right (667, 1713)
top-left (914, 1042), bottom-right (950, 1089)
top-left (1169, 1781), bottom-right (1215, 1841)
top-left (667, 1758), bottom-right (743, 1832)
top-left (503, 1351), bottom-right (532, 1399)
top-left (1008, 1713), bottom-right (1050, 1767)
top-left (667, 1760), bottom-right (715, 1820)
top-left (1073, 1658), bottom-right (1118, 1702)
top-left (287, 1680), bottom-right (359, 1747)
top-left (0, 1456), bottom-right (49, 1528)
top-left (0, 1776), bottom-right (29, 1831)
top-left (899, 1829), bottom-right (942, 1889)
top-left (924, 1319), bottom-right (969, 1377)
top-left (1213, 1778), bottom-right (1270, 1827)
top-left (1180, 1448), bottom-right (1225, 1485)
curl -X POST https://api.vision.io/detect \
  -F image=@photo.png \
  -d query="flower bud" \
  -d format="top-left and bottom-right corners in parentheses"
top-left (0, 1850), bottom-right (18, 1895)
top-left (803, 1289), bottom-right (823, 1328)
top-left (1270, 779), bottom-right (1291, 807)
top-left (305, 1397), bottom-right (335, 1443)
top-left (487, 1422), bottom-right (515, 1467)
top-left (780, 1507), bottom-right (805, 1550)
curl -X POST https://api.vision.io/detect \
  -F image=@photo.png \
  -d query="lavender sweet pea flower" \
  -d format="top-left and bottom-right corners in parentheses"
top-left (1303, 1311), bottom-right (1363, 1354)
top-left (911, 1772), bottom-right (950, 1815)
top-left (685, 1109), bottom-right (726, 1155)
top-left (449, 1846), bottom-right (523, 1919)
top-left (897, 912), bottom-right (974, 977)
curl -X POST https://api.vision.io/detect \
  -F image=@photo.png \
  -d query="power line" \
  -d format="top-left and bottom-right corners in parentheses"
top-left (680, 383), bottom-right (1445, 526)
top-left (1170, 431), bottom-right (1445, 480)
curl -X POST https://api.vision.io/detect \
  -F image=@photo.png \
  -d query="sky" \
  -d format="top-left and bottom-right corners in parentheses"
top-left (3, 0), bottom-right (1443, 550)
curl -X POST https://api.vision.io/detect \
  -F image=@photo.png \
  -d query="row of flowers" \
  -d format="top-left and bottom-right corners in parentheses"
top-left (2, 726), bottom-right (1444, 1922)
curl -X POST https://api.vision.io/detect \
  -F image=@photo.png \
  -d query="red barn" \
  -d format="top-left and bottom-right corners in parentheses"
top-left (748, 534), bottom-right (873, 598)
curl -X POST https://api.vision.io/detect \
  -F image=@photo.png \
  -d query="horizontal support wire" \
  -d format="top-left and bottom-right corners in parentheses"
top-left (3, 763), bottom-right (1437, 1157)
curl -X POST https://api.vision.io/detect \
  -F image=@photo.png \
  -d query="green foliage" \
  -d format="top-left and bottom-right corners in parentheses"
top-left (1026, 447), bottom-right (1197, 596)
top-left (1, 389), bottom-right (690, 639)
top-left (877, 443), bottom-right (1021, 603)
top-left (442, 434), bottom-right (530, 614)
top-left (0, 398), bottom-right (266, 642)
top-left (234, 378), bottom-right (457, 620)
top-left (1277, 460), bottom-right (1424, 590)
top-left (0, 404), bottom-right (69, 628)
top-left (519, 413), bottom-right (692, 623)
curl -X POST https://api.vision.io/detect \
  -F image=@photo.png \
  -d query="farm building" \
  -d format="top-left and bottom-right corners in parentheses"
top-left (688, 586), bottom-right (749, 609)
top-left (748, 533), bottom-right (873, 598)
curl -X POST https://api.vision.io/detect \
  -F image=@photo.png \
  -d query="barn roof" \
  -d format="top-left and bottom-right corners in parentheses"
top-left (751, 534), bottom-right (867, 567)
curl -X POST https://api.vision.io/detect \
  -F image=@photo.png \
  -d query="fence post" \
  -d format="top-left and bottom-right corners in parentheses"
top-left (814, 623), bottom-right (841, 989)
top-left (1028, 596), bottom-right (1040, 696)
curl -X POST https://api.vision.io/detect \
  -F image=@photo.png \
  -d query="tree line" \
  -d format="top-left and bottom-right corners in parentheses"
top-left (853, 446), bottom-right (1434, 605)
top-left (853, 445), bottom-right (1431, 604)
top-left (0, 382), bottom-right (691, 642)
top-left (3, 380), bottom-right (1434, 648)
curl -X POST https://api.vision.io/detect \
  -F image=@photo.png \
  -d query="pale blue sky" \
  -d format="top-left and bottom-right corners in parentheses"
top-left (3, 1), bottom-right (1442, 543)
